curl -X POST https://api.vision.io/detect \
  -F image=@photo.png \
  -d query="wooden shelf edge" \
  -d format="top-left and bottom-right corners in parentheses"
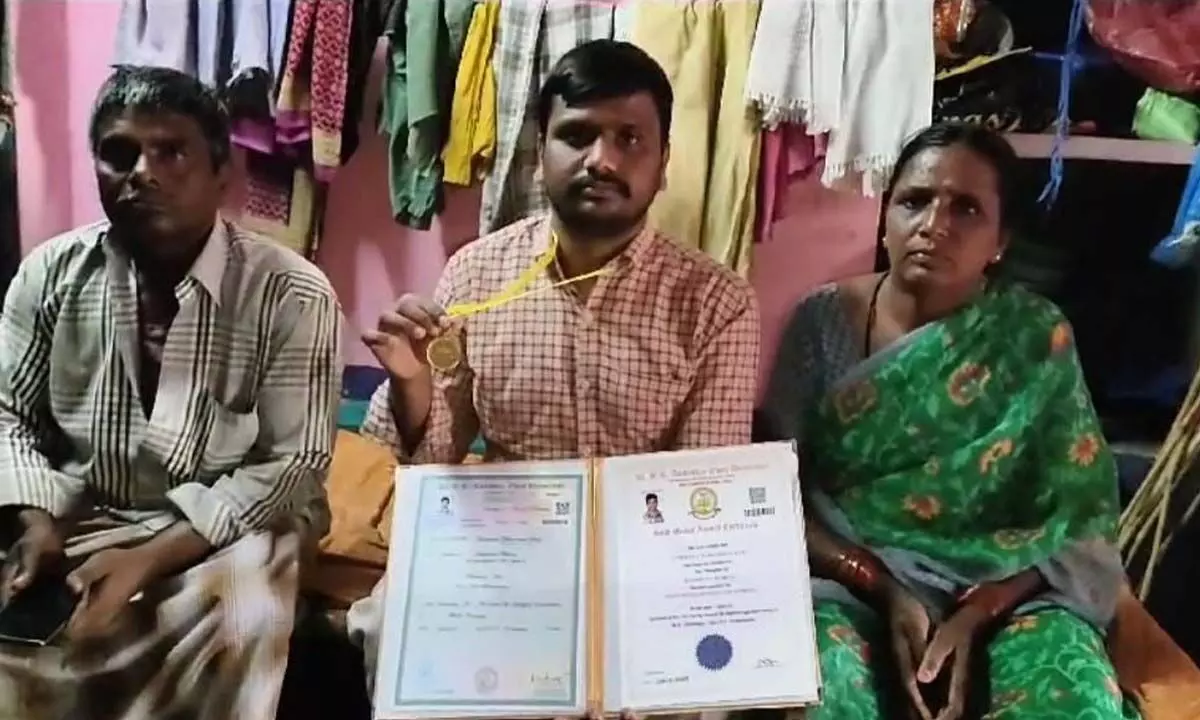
top-left (1005, 133), bottom-right (1196, 165)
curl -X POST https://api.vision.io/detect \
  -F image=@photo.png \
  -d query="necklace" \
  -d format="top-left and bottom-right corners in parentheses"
top-left (863, 272), bottom-right (888, 357)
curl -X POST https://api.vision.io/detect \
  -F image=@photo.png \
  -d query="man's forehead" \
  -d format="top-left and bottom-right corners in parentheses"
top-left (99, 109), bottom-right (202, 138)
top-left (552, 93), bottom-right (658, 125)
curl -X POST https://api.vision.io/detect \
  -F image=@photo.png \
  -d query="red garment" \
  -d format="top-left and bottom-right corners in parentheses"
top-left (756, 124), bottom-right (827, 243)
top-left (276, 0), bottom-right (353, 181)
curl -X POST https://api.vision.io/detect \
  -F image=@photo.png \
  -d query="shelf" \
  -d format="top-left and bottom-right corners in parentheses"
top-left (1006, 133), bottom-right (1195, 165)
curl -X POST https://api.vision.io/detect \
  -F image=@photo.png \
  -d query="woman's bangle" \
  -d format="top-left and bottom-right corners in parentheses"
top-left (835, 547), bottom-right (885, 594)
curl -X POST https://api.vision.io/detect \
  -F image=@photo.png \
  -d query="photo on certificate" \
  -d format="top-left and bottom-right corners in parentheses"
top-left (642, 492), bottom-right (664, 524)
top-left (371, 444), bottom-right (821, 720)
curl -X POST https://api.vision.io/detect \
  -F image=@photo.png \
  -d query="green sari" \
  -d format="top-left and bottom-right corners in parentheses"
top-left (808, 282), bottom-right (1117, 582)
top-left (783, 283), bottom-right (1137, 719)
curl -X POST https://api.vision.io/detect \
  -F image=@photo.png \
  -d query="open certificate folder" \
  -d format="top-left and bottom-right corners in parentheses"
top-left (372, 442), bottom-right (822, 719)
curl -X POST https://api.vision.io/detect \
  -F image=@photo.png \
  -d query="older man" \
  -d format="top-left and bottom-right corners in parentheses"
top-left (0, 66), bottom-right (342, 718)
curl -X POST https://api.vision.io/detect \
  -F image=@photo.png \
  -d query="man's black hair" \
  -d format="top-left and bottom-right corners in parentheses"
top-left (537, 40), bottom-right (673, 144)
top-left (89, 65), bottom-right (232, 169)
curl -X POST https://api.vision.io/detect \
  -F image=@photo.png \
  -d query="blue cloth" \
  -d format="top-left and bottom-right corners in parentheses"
top-left (337, 365), bottom-right (485, 455)
top-left (1151, 144), bottom-right (1200, 269)
top-left (339, 366), bottom-right (388, 431)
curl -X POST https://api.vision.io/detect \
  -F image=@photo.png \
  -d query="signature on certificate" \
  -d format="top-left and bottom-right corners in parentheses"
top-left (755, 657), bottom-right (781, 669)
top-left (529, 672), bottom-right (567, 689)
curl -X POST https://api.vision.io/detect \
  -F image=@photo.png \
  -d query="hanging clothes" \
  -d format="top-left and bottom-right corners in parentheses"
top-left (747, 0), bottom-right (817, 128)
top-left (241, 153), bottom-right (322, 256)
top-left (630, 0), bottom-right (762, 276)
top-left (192, 0), bottom-right (291, 93)
top-left (222, 0), bottom-right (292, 137)
top-left (757, 124), bottom-right (825, 243)
top-left (197, 1), bottom-right (226, 88)
top-left (824, 0), bottom-right (933, 194)
top-left (342, 0), bottom-right (391, 165)
top-left (234, 0), bottom-right (294, 91)
top-left (381, 0), bottom-right (476, 229)
top-left (746, 0), bottom-right (933, 196)
top-left (222, 0), bottom-right (294, 120)
top-left (276, 0), bottom-right (355, 181)
top-left (234, 0), bottom-right (356, 259)
top-left (239, 0), bottom-right (382, 259)
top-left (116, 0), bottom-right (293, 104)
top-left (231, 0), bottom-right (382, 167)
top-left (442, 0), bottom-right (500, 187)
top-left (113, 1), bottom-right (194, 75)
top-left (480, 0), bottom-right (616, 234)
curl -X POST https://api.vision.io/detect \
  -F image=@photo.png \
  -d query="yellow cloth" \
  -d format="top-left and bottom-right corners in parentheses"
top-left (442, 0), bottom-right (499, 186)
top-left (302, 431), bottom-right (395, 607)
top-left (630, 0), bottom-right (762, 277)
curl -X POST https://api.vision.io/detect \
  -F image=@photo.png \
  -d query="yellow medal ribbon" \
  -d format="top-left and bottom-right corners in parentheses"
top-left (427, 231), bottom-right (609, 372)
top-left (442, 230), bottom-right (608, 318)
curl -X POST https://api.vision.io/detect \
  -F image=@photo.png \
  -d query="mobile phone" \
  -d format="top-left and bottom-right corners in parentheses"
top-left (0, 555), bottom-right (78, 647)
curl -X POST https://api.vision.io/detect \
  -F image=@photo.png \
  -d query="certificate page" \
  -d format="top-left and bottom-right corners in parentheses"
top-left (601, 443), bottom-right (820, 713)
top-left (374, 461), bottom-right (590, 719)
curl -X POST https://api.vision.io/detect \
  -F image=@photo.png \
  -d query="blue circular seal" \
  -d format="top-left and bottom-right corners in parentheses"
top-left (695, 634), bottom-right (733, 671)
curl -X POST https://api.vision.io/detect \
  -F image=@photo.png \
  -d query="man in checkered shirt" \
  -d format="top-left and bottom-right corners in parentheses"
top-left (350, 39), bottom-right (760, 692)
top-left (361, 38), bottom-right (759, 467)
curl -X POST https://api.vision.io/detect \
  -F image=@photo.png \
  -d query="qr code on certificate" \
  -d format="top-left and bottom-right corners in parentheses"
top-left (555, 501), bottom-right (571, 516)
top-left (749, 486), bottom-right (767, 505)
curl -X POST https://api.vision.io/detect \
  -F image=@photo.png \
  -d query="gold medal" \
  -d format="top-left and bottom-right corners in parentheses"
top-left (426, 333), bottom-right (463, 372)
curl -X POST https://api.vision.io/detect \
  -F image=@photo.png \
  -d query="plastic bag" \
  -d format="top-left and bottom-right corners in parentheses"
top-left (1133, 88), bottom-right (1200, 144)
top-left (1087, 0), bottom-right (1200, 95)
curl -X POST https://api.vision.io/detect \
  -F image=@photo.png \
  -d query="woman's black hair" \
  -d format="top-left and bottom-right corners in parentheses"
top-left (883, 122), bottom-right (1023, 232)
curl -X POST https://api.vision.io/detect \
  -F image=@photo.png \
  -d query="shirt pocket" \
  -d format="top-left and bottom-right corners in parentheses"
top-left (198, 395), bottom-right (260, 476)
top-left (596, 348), bottom-right (693, 453)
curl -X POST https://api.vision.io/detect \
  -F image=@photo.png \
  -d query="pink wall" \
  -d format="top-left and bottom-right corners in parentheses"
top-left (12, 1), bottom-right (879, 392)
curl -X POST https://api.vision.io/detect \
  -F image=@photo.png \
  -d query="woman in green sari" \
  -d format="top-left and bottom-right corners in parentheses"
top-left (762, 123), bottom-right (1137, 720)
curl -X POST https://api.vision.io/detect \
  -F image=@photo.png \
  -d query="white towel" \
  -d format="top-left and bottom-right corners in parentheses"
top-left (745, 0), bottom-right (816, 129)
top-left (746, 0), bottom-right (934, 196)
top-left (823, 0), bottom-right (934, 195)
top-left (113, 0), bottom-right (194, 76)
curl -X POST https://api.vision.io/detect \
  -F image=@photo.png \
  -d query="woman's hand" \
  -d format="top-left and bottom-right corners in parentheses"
top-left (917, 604), bottom-right (989, 720)
top-left (881, 581), bottom-right (935, 720)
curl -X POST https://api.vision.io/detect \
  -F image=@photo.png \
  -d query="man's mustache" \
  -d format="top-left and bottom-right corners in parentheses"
top-left (569, 176), bottom-right (630, 198)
